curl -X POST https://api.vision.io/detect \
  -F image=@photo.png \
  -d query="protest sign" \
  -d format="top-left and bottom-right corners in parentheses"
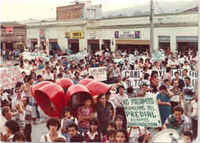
top-left (122, 70), bottom-right (166, 79)
top-left (66, 51), bottom-right (88, 61)
top-left (126, 78), bottom-right (142, 88)
top-left (22, 52), bottom-right (49, 61)
top-left (128, 54), bottom-right (135, 64)
top-left (0, 66), bottom-right (23, 89)
top-left (123, 97), bottom-right (162, 128)
top-left (89, 67), bottom-right (107, 81)
top-left (171, 69), bottom-right (198, 88)
top-left (122, 70), bottom-right (142, 79)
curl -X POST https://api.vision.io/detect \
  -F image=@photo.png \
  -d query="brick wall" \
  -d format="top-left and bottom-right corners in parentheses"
top-left (56, 3), bottom-right (85, 20)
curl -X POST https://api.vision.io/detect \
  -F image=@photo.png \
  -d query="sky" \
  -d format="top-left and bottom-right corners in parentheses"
top-left (0, 0), bottom-right (197, 22)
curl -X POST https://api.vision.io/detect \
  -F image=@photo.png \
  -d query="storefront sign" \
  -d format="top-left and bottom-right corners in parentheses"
top-left (123, 97), bottom-right (162, 128)
top-left (89, 67), bottom-right (107, 81)
top-left (5, 27), bottom-right (13, 34)
top-left (65, 32), bottom-right (70, 38)
top-left (115, 31), bottom-right (140, 39)
top-left (71, 31), bottom-right (84, 39)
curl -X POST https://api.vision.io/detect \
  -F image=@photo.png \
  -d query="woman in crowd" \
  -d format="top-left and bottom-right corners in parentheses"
top-left (40, 118), bottom-right (65, 142)
top-left (96, 94), bottom-right (114, 135)
top-left (157, 85), bottom-right (172, 124)
top-left (115, 129), bottom-right (129, 143)
top-left (150, 71), bottom-right (159, 93)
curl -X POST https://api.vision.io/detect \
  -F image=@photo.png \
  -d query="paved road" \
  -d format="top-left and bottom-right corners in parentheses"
top-left (31, 109), bottom-right (49, 142)
top-left (32, 122), bottom-right (48, 142)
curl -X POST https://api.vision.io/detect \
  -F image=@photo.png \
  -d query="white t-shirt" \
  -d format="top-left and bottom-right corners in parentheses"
top-left (129, 126), bottom-right (147, 142)
top-left (110, 94), bottom-right (128, 108)
top-left (0, 111), bottom-right (7, 134)
top-left (40, 132), bottom-right (65, 142)
top-left (43, 72), bottom-right (54, 80)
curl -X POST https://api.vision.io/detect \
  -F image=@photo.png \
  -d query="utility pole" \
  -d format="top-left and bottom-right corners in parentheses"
top-left (197, 0), bottom-right (200, 142)
top-left (150, 0), bottom-right (154, 55)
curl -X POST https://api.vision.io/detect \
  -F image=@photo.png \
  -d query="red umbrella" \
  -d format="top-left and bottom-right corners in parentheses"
top-left (86, 80), bottom-right (111, 96)
top-left (34, 83), bottom-right (65, 118)
top-left (65, 84), bottom-right (91, 112)
top-left (79, 79), bottom-right (94, 86)
top-left (56, 78), bottom-right (73, 93)
top-left (31, 81), bottom-right (52, 98)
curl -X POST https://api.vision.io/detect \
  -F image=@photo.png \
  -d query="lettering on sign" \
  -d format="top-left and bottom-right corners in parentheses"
top-left (89, 67), bottom-right (107, 81)
top-left (115, 31), bottom-right (140, 39)
top-left (123, 97), bottom-right (162, 128)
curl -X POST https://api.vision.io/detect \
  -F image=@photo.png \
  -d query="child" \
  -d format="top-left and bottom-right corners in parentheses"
top-left (61, 107), bottom-right (78, 141)
top-left (102, 122), bottom-right (116, 142)
top-left (77, 98), bottom-right (95, 135)
top-left (128, 126), bottom-right (145, 143)
top-left (12, 132), bottom-right (25, 142)
top-left (115, 129), bottom-right (129, 143)
top-left (106, 130), bottom-right (116, 143)
top-left (115, 115), bottom-right (125, 130)
top-left (183, 131), bottom-right (193, 143)
top-left (84, 119), bottom-right (101, 142)
top-left (67, 124), bottom-right (84, 142)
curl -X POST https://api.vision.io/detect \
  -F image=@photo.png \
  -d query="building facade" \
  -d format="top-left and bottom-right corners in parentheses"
top-left (0, 22), bottom-right (26, 52)
top-left (25, 3), bottom-right (198, 55)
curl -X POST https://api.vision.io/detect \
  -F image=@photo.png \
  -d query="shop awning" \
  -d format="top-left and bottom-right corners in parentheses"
top-left (116, 40), bottom-right (150, 45)
top-left (88, 39), bottom-right (99, 44)
top-left (159, 36), bottom-right (170, 43)
top-left (176, 36), bottom-right (198, 42)
top-left (68, 39), bottom-right (79, 44)
top-left (31, 39), bottom-right (38, 42)
top-left (49, 39), bottom-right (57, 43)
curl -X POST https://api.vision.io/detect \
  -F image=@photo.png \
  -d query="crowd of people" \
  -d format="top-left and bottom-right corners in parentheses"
top-left (0, 47), bottom-right (198, 143)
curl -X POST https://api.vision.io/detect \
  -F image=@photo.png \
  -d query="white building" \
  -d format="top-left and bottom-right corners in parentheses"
top-left (25, 3), bottom-right (198, 55)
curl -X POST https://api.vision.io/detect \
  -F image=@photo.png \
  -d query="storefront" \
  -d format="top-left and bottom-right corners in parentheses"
top-left (116, 40), bottom-right (150, 53)
top-left (115, 30), bottom-right (150, 54)
top-left (68, 39), bottom-right (79, 54)
top-left (48, 39), bottom-right (59, 55)
top-left (102, 40), bottom-right (111, 51)
top-left (158, 36), bottom-right (170, 51)
top-left (31, 39), bottom-right (38, 50)
top-left (176, 36), bottom-right (198, 56)
top-left (66, 31), bottom-right (84, 54)
top-left (87, 39), bottom-right (100, 54)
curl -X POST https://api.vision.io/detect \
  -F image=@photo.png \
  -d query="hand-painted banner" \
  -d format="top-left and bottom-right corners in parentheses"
top-left (89, 67), bottom-right (107, 81)
top-left (122, 69), bottom-right (198, 88)
top-left (126, 78), bottom-right (142, 88)
top-left (123, 97), bottom-right (162, 128)
top-left (122, 70), bottom-right (166, 79)
top-left (171, 69), bottom-right (198, 88)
